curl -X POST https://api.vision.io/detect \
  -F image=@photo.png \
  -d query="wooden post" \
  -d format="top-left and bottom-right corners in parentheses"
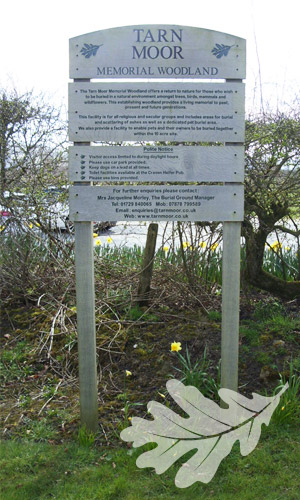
top-left (137, 223), bottom-right (158, 306)
top-left (221, 221), bottom-right (241, 392)
top-left (72, 76), bottom-right (98, 432)
top-left (220, 87), bottom-right (244, 394)
top-left (74, 220), bottom-right (98, 432)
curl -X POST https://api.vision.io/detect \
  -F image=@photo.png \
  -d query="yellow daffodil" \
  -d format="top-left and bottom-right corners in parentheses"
top-left (93, 233), bottom-right (98, 238)
top-left (0, 226), bottom-right (5, 232)
top-left (270, 241), bottom-right (282, 252)
top-left (210, 242), bottom-right (218, 251)
top-left (199, 241), bottom-right (206, 248)
top-left (163, 245), bottom-right (169, 252)
top-left (285, 246), bottom-right (291, 251)
top-left (125, 370), bottom-right (132, 377)
top-left (171, 341), bottom-right (182, 352)
top-left (95, 239), bottom-right (101, 246)
top-left (107, 236), bottom-right (113, 244)
top-left (28, 223), bottom-right (33, 229)
top-left (182, 241), bottom-right (189, 249)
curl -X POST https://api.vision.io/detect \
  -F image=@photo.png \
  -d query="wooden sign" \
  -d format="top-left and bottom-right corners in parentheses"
top-left (69, 145), bottom-right (244, 183)
top-left (69, 184), bottom-right (244, 222)
top-left (68, 25), bottom-right (246, 431)
top-left (69, 25), bottom-right (246, 80)
top-left (69, 81), bottom-right (245, 142)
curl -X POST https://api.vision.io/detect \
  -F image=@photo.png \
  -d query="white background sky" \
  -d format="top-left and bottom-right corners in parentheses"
top-left (1, 0), bottom-right (299, 114)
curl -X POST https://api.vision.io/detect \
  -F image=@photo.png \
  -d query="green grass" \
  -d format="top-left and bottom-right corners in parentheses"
top-left (239, 305), bottom-right (300, 380)
top-left (1, 422), bottom-right (300, 500)
top-left (240, 300), bottom-right (300, 345)
top-left (0, 340), bottom-right (36, 383)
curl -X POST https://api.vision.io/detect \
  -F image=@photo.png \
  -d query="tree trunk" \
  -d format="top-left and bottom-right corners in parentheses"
top-left (243, 222), bottom-right (300, 299)
top-left (136, 223), bottom-right (158, 306)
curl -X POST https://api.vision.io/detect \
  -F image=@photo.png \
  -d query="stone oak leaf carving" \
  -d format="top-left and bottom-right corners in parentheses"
top-left (120, 379), bottom-right (288, 487)
top-left (80, 43), bottom-right (103, 59)
top-left (212, 43), bottom-right (235, 58)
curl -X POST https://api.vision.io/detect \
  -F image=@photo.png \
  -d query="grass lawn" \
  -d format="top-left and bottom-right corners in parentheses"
top-left (1, 420), bottom-right (299, 500)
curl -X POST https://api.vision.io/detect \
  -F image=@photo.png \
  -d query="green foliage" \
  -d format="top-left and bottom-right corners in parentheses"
top-left (21, 416), bottom-right (58, 442)
top-left (266, 314), bottom-right (300, 339)
top-left (2, 221), bottom-right (299, 308)
top-left (125, 305), bottom-right (159, 322)
top-left (0, 222), bottom-right (73, 305)
top-left (255, 351), bottom-right (273, 365)
top-left (18, 394), bottom-right (32, 408)
top-left (126, 305), bottom-right (147, 321)
top-left (0, 341), bottom-right (34, 382)
top-left (116, 370), bottom-right (144, 433)
top-left (272, 361), bottom-right (300, 424)
top-left (263, 244), bottom-right (300, 281)
top-left (252, 298), bottom-right (286, 321)
top-left (105, 288), bottom-right (132, 311)
top-left (291, 356), bottom-right (300, 372)
top-left (171, 346), bottom-right (220, 400)
top-left (240, 325), bottom-right (261, 346)
top-left (116, 397), bottom-right (144, 434)
top-left (95, 244), bottom-right (143, 268)
top-left (157, 243), bottom-right (223, 286)
top-left (207, 310), bottom-right (222, 322)
top-left (77, 424), bottom-right (96, 447)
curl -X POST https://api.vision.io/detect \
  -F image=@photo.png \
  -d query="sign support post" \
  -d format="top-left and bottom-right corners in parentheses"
top-left (220, 79), bottom-right (243, 393)
top-left (73, 78), bottom-right (98, 432)
top-left (74, 219), bottom-right (98, 431)
top-left (221, 221), bottom-right (241, 392)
